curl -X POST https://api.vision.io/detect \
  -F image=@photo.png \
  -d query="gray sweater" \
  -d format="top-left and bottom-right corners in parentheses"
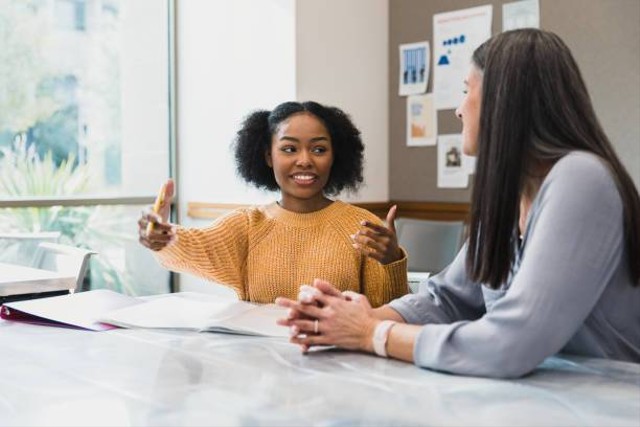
top-left (389, 152), bottom-right (640, 378)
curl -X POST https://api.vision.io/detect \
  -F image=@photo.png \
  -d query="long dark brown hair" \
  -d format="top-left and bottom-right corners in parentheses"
top-left (466, 29), bottom-right (640, 289)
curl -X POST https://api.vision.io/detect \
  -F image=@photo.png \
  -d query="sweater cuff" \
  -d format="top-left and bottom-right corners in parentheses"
top-left (412, 322), bottom-right (469, 372)
top-left (413, 323), bottom-right (433, 367)
top-left (382, 248), bottom-right (408, 292)
top-left (388, 292), bottom-right (450, 326)
top-left (153, 226), bottom-right (184, 269)
top-left (388, 296), bottom-right (424, 325)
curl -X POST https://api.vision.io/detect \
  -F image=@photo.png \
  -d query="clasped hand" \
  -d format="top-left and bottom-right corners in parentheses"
top-left (276, 279), bottom-right (378, 353)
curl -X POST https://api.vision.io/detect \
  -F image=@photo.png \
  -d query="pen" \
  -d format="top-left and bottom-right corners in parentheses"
top-left (146, 182), bottom-right (167, 234)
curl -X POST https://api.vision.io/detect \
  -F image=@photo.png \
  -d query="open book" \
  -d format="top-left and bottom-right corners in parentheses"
top-left (101, 293), bottom-right (289, 337)
top-left (1, 289), bottom-right (289, 337)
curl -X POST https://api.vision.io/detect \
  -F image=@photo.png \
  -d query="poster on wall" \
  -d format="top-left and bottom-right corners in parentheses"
top-left (399, 41), bottom-right (429, 96)
top-left (465, 154), bottom-right (477, 175)
top-left (437, 134), bottom-right (471, 188)
top-left (406, 94), bottom-right (437, 146)
top-left (433, 5), bottom-right (492, 110)
top-left (503, 0), bottom-right (539, 31)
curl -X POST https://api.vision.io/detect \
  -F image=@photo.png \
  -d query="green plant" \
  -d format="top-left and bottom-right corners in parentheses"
top-left (0, 142), bottom-right (137, 294)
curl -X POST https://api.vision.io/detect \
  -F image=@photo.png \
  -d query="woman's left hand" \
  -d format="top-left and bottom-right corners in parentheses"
top-left (352, 205), bottom-right (403, 265)
top-left (276, 279), bottom-right (378, 352)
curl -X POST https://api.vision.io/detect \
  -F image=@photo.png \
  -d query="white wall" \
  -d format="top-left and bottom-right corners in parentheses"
top-left (176, 0), bottom-right (296, 209)
top-left (296, 0), bottom-right (389, 202)
top-left (176, 0), bottom-right (296, 294)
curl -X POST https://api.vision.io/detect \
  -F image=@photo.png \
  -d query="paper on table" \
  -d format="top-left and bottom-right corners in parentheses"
top-left (203, 302), bottom-right (289, 337)
top-left (0, 289), bottom-right (142, 331)
top-left (100, 294), bottom-right (289, 338)
top-left (101, 295), bottom-right (239, 330)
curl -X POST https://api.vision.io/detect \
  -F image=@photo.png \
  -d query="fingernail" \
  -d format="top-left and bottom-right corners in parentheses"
top-left (289, 325), bottom-right (299, 337)
top-left (287, 308), bottom-right (295, 318)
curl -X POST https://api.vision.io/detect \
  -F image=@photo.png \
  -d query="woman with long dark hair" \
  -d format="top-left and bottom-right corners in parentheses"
top-left (277, 29), bottom-right (640, 378)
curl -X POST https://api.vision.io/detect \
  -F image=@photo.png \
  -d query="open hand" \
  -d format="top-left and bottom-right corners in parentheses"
top-left (352, 205), bottom-right (403, 265)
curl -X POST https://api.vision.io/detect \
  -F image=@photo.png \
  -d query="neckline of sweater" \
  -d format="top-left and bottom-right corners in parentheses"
top-left (264, 200), bottom-right (345, 227)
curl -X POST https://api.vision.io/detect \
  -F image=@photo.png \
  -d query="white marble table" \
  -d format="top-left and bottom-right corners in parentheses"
top-left (0, 319), bottom-right (638, 426)
top-left (0, 262), bottom-right (76, 296)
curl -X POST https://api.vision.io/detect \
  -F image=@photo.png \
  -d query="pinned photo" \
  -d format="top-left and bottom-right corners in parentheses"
top-left (437, 134), bottom-right (469, 188)
top-left (407, 93), bottom-right (437, 146)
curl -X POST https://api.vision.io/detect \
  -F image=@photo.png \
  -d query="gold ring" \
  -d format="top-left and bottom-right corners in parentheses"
top-left (314, 319), bottom-right (319, 334)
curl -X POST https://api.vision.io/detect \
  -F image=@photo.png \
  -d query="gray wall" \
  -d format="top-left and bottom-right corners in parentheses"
top-left (389, 0), bottom-right (640, 202)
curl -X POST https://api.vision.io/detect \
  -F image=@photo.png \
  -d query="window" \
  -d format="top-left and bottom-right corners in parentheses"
top-left (0, 0), bottom-right (174, 295)
top-left (55, 0), bottom-right (87, 31)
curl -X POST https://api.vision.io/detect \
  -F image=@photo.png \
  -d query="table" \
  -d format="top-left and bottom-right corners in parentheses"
top-left (0, 320), bottom-right (638, 426)
top-left (0, 262), bottom-right (76, 297)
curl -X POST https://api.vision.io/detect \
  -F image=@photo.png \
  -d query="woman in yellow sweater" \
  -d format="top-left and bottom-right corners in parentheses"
top-left (138, 101), bottom-right (408, 307)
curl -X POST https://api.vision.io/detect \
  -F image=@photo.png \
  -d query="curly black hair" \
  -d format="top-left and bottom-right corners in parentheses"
top-left (233, 101), bottom-right (364, 196)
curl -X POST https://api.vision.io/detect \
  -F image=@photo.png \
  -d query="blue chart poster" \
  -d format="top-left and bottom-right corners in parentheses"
top-left (399, 41), bottom-right (429, 96)
top-left (433, 5), bottom-right (492, 109)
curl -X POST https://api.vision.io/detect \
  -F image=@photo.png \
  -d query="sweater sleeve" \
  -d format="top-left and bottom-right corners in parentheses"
top-left (358, 212), bottom-right (409, 307)
top-left (412, 153), bottom-right (626, 378)
top-left (361, 249), bottom-right (408, 308)
top-left (154, 209), bottom-right (250, 299)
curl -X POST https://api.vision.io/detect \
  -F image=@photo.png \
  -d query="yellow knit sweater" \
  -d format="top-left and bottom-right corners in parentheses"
top-left (155, 201), bottom-right (408, 307)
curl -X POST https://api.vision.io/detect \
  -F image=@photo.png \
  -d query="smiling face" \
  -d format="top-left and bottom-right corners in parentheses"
top-left (266, 112), bottom-right (334, 213)
top-left (455, 65), bottom-right (483, 156)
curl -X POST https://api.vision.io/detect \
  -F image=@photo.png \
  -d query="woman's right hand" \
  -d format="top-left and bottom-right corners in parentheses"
top-left (138, 179), bottom-right (176, 251)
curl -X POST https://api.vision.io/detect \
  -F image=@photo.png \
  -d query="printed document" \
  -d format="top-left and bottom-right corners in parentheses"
top-left (1, 290), bottom-right (288, 337)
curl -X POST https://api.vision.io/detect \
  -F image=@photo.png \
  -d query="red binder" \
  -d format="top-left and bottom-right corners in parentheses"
top-left (1, 289), bottom-right (142, 331)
